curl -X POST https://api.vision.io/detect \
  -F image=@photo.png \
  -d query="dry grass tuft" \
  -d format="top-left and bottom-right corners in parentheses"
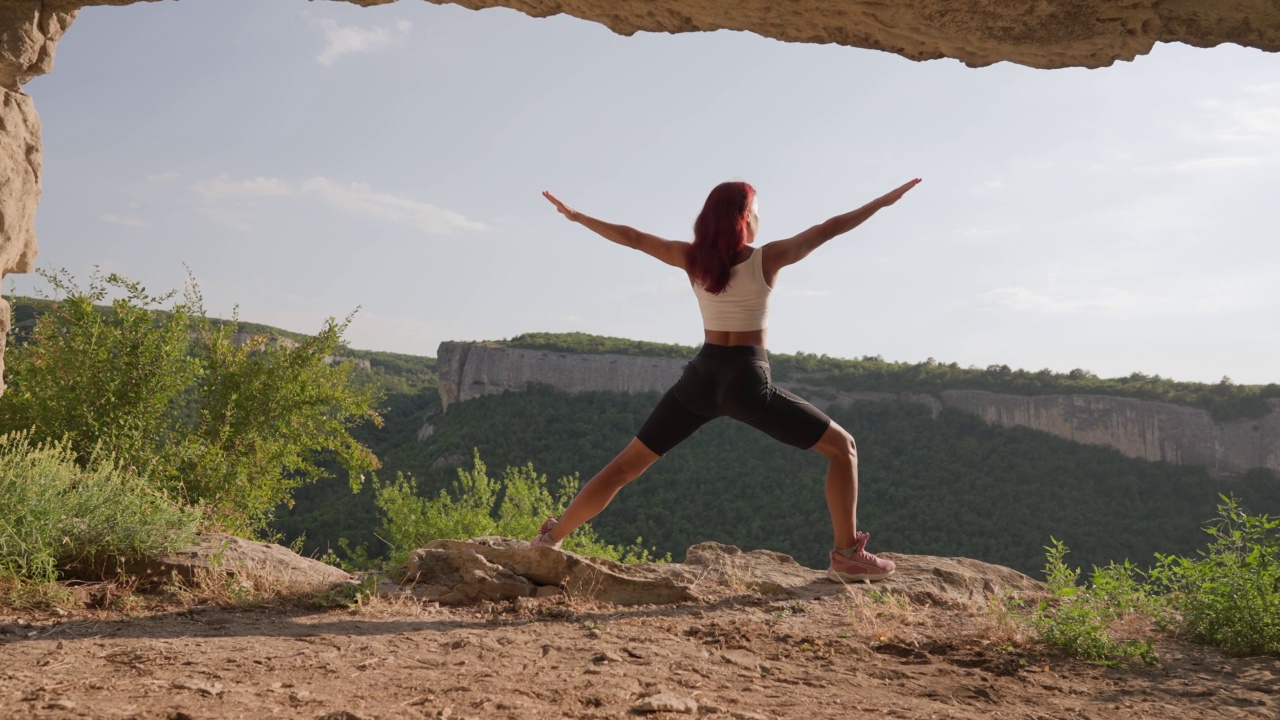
top-left (838, 585), bottom-right (920, 642)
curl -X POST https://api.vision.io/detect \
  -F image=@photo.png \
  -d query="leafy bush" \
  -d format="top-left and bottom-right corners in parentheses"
top-left (374, 450), bottom-right (662, 565)
top-left (2, 272), bottom-right (200, 471)
top-left (1033, 538), bottom-right (1158, 664)
top-left (1037, 498), bottom-right (1280, 661)
top-left (1, 270), bottom-right (382, 535)
top-left (1150, 496), bottom-right (1280, 656)
top-left (0, 432), bottom-right (200, 590)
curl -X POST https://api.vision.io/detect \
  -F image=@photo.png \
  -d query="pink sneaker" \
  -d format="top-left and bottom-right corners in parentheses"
top-left (827, 531), bottom-right (895, 582)
top-left (530, 516), bottom-right (562, 549)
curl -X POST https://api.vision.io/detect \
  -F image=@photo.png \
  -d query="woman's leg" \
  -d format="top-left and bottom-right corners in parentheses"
top-left (547, 438), bottom-right (660, 542)
top-left (546, 383), bottom-right (712, 543)
top-left (810, 421), bottom-right (859, 550)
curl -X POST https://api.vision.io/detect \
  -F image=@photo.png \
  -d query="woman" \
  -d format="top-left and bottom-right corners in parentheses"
top-left (534, 178), bottom-right (921, 581)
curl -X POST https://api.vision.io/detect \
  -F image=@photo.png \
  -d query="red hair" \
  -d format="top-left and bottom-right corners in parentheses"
top-left (688, 181), bottom-right (755, 295)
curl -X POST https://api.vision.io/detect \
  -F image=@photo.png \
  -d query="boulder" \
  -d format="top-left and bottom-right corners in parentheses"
top-left (414, 537), bottom-right (695, 605)
top-left (111, 533), bottom-right (353, 593)
top-left (405, 546), bottom-right (536, 604)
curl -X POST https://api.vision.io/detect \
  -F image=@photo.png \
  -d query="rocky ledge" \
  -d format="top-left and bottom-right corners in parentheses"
top-left (388, 537), bottom-right (1043, 607)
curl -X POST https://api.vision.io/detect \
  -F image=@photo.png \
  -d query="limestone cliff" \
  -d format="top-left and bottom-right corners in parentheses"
top-left (436, 341), bottom-right (686, 410)
top-left (939, 391), bottom-right (1280, 476)
top-left (436, 342), bottom-right (1280, 476)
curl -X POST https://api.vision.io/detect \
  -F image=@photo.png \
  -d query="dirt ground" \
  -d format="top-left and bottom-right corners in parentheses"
top-left (1, 578), bottom-right (1276, 720)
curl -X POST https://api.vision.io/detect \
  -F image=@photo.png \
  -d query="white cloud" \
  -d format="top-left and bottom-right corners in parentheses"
top-left (981, 286), bottom-right (1157, 317)
top-left (1233, 108), bottom-right (1280, 138)
top-left (1173, 156), bottom-right (1264, 171)
top-left (970, 179), bottom-right (1005, 196)
top-left (1243, 83), bottom-right (1280, 96)
top-left (300, 177), bottom-right (485, 235)
top-left (313, 17), bottom-right (411, 67)
top-left (101, 213), bottom-right (149, 228)
top-left (192, 175), bottom-right (293, 204)
top-left (188, 174), bottom-right (482, 236)
top-left (197, 206), bottom-right (256, 232)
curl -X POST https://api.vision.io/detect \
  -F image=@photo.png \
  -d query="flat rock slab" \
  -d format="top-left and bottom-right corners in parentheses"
top-left (395, 538), bottom-right (1042, 607)
top-left (113, 533), bottom-right (353, 593)
top-left (414, 538), bottom-right (695, 605)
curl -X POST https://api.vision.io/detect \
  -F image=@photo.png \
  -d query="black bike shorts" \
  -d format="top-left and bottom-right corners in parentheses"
top-left (635, 344), bottom-right (832, 456)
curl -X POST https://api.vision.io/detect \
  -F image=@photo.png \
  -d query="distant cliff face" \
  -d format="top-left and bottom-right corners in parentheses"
top-left (436, 342), bottom-right (685, 411)
top-left (436, 342), bottom-right (1280, 475)
top-left (939, 391), bottom-right (1280, 476)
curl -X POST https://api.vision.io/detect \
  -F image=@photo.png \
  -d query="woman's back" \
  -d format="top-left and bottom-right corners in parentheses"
top-left (691, 246), bottom-right (772, 346)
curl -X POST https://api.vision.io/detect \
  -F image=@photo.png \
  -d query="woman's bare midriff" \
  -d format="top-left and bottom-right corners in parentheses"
top-left (703, 328), bottom-right (767, 348)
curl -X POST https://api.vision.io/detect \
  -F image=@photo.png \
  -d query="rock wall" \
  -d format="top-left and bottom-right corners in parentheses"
top-left (436, 342), bottom-right (1280, 475)
top-left (940, 391), bottom-right (1280, 476)
top-left (436, 341), bottom-right (687, 410)
top-left (0, 3), bottom-right (72, 393)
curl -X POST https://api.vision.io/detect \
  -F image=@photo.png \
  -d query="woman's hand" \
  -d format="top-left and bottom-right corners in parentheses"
top-left (877, 178), bottom-right (922, 208)
top-left (543, 191), bottom-right (581, 222)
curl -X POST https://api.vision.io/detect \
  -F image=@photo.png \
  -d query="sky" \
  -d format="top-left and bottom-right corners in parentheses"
top-left (9, 0), bottom-right (1279, 384)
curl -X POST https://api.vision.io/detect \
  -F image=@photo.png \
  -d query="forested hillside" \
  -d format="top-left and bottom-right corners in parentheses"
top-left (345, 387), bottom-right (1278, 574)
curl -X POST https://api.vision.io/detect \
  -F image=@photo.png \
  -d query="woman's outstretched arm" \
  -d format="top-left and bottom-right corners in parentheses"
top-left (543, 191), bottom-right (690, 269)
top-left (764, 178), bottom-right (921, 272)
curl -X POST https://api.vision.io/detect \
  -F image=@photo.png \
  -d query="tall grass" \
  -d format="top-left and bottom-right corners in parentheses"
top-left (0, 432), bottom-right (201, 595)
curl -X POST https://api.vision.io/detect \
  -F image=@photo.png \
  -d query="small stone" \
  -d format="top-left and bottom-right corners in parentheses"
top-left (634, 692), bottom-right (698, 714)
top-left (171, 679), bottom-right (223, 697)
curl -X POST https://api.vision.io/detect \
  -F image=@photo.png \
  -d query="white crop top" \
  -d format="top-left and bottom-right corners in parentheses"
top-left (691, 247), bottom-right (772, 331)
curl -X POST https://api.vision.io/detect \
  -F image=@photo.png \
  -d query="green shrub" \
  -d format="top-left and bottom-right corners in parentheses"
top-left (1036, 499), bottom-right (1280, 661)
top-left (1, 270), bottom-right (382, 535)
top-left (1150, 496), bottom-right (1280, 656)
top-left (1033, 538), bottom-right (1158, 664)
top-left (374, 450), bottom-right (663, 565)
top-left (2, 271), bottom-right (199, 471)
top-left (0, 431), bottom-right (200, 591)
